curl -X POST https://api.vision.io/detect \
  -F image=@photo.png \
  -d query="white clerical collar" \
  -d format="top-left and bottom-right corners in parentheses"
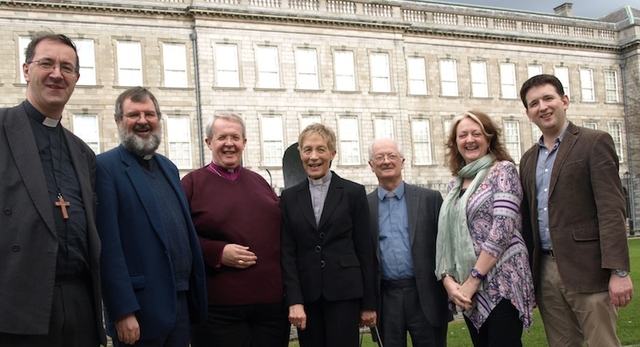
top-left (42, 117), bottom-right (60, 128)
top-left (309, 171), bottom-right (332, 186)
top-left (143, 154), bottom-right (154, 160)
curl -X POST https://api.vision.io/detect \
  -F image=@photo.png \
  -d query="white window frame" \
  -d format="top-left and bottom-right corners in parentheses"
top-left (295, 48), bottom-right (319, 90)
top-left (604, 70), bottom-right (619, 103)
top-left (334, 50), bottom-right (356, 91)
top-left (608, 122), bottom-right (623, 163)
top-left (338, 116), bottom-right (361, 165)
top-left (117, 41), bottom-right (143, 86)
top-left (527, 64), bottom-right (543, 78)
top-left (407, 57), bottom-right (427, 95)
top-left (73, 114), bottom-right (100, 153)
top-left (499, 63), bottom-right (517, 99)
top-left (300, 115), bottom-right (321, 132)
top-left (374, 117), bottom-right (394, 139)
top-left (163, 43), bottom-right (188, 88)
top-left (470, 61), bottom-right (488, 98)
top-left (215, 43), bottom-right (240, 88)
top-left (531, 125), bottom-right (542, 145)
top-left (19, 36), bottom-right (31, 84)
top-left (503, 120), bottom-right (521, 163)
top-left (412, 119), bottom-right (433, 165)
top-left (256, 46), bottom-right (280, 89)
top-left (261, 115), bottom-right (284, 167)
top-left (75, 39), bottom-right (96, 86)
top-left (579, 68), bottom-right (595, 102)
top-left (554, 66), bottom-right (570, 98)
top-left (583, 122), bottom-right (597, 130)
top-left (167, 116), bottom-right (193, 169)
top-left (439, 59), bottom-right (458, 96)
top-left (370, 52), bottom-right (391, 93)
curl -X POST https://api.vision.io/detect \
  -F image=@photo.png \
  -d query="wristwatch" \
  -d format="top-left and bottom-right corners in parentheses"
top-left (470, 268), bottom-right (487, 281)
top-left (610, 269), bottom-right (630, 277)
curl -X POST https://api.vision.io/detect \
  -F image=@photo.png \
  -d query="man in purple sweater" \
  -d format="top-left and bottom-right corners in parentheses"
top-left (181, 112), bottom-right (290, 347)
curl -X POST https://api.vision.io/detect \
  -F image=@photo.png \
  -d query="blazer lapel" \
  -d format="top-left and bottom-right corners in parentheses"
top-left (405, 184), bottom-right (419, 246)
top-left (118, 146), bottom-right (168, 247)
top-left (5, 111), bottom-right (56, 235)
top-left (548, 123), bottom-right (578, 198)
top-left (318, 175), bottom-right (343, 230)
top-left (296, 181), bottom-right (317, 229)
top-left (367, 191), bottom-right (381, 261)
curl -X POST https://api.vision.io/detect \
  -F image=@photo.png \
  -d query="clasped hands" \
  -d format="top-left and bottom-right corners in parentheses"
top-left (443, 276), bottom-right (479, 311)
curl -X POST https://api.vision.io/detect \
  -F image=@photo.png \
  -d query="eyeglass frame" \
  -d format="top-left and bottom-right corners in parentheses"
top-left (370, 152), bottom-right (403, 164)
top-left (27, 58), bottom-right (78, 77)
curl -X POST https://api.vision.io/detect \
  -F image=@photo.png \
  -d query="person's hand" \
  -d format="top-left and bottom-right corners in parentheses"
top-left (443, 276), bottom-right (472, 310)
top-left (359, 310), bottom-right (377, 327)
top-left (221, 244), bottom-right (257, 269)
top-left (289, 304), bottom-right (307, 331)
top-left (609, 273), bottom-right (634, 307)
top-left (459, 276), bottom-right (481, 306)
top-left (115, 313), bottom-right (140, 345)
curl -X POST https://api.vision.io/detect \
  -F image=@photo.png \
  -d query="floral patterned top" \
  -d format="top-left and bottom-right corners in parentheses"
top-left (447, 160), bottom-right (535, 330)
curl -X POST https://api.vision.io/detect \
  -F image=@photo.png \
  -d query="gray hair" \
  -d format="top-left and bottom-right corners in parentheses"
top-left (368, 138), bottom-right (404, 160)
top-left (204, 112), bottom-right (246, 140)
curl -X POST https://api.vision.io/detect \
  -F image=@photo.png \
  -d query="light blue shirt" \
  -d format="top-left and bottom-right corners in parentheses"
top-left (377, 182), bottom-right (414, 281)
top-left (535, 125), bottom-right (568, 250)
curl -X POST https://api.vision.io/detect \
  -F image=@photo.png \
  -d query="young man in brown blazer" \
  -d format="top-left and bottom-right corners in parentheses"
top-left (519, 74), bottom-right (633, 347)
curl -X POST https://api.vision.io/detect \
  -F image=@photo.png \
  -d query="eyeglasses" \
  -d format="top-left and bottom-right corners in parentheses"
top-left (28, 59), bottom-right (78, 77)
top-left (123, 112), bottom-right (159, 121)
top-left (372, 153), bottom-right (402, 163)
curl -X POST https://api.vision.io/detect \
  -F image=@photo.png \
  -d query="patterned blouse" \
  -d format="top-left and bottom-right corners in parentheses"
top-left (447, 160), bottom-right (535, 330)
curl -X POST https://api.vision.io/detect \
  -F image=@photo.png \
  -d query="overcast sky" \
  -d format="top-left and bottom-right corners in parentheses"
top-left (435, 0), bottom-right (635, 18)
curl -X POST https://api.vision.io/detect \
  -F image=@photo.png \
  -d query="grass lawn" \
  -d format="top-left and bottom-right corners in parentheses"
top-left (289, 238), bottom-right (640, 347)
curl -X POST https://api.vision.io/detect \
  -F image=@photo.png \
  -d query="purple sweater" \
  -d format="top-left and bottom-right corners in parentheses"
top-left (181, 166), bottom-right (284, 305)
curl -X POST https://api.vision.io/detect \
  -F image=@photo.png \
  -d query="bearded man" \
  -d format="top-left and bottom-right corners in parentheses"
top-left (95, 87), bottom-right (207, 347)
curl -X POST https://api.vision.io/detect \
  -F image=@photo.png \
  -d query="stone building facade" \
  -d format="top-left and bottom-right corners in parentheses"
top-left (1, 0), bottom-right (639, 228)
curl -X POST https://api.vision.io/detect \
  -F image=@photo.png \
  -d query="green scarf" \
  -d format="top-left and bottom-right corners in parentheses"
top-left (435, 154), bottom-right (495, 285)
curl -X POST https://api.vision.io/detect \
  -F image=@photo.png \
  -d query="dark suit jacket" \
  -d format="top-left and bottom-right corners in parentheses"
top-left (96, 144), bottom-right (207, 340)
top-left (0, 103), bottom-right (105, 344)
top-left (367, 183), bottom-right (451, 328)
top-left (520, 122), bottom-right (630, 293)
top-left (280, 172), bottom-right (375, 311)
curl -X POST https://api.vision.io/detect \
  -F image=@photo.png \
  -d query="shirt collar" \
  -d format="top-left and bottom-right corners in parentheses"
top-left (377, 181), bottom-right (405, 201)
top-left (24, 100), bottom-right (60, 128)
top-left (308, 171), bottom-right (332, 186)
top-left (536, 122), bottom-right (569, 148)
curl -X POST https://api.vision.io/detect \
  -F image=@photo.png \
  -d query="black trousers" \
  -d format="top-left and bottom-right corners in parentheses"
top-left (464, 299), bottom-right (523, 347)
top-left (0, 277), bottom-right (99, 347)
top-left (191, 301), bottom-right (289, 347)
top-left (297, 296), bottom-right (360, 347)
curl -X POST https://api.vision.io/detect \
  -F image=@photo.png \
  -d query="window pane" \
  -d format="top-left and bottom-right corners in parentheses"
top-left (412, 119), bottom-right (432, 165)
top-left (604, 70), bottom-right (618, 103)
top-left (73, 114), bottom-right (100, 153)
top-left (503, 121), bottom-right (521, 163)
top-left (370, 53), bottom-right (390, 92)
top-left (407, 57), bottom-right (427, 95)
top-left (296, 48), bottom-right (319, 90)
top-left (75, 39), bottom-right (96, 85)
top-left (216, 44), bottom-right (240, 88)
top-left (339, 117), bottom-right (361, 165)
top-left (500, 63), bottom-right (517, 99)
top-left (527, 65), bottom-right (542, 78)
top-left (19, 36), bottom-right (31, 83)
top-left (163, 43), bottom-right (187, 88)
top-left (554, 66), bottom-right (570, 98)
top-left (440, 59), bottom-right (458, 96)
top-left (257, 46), bottom-right (280, 88)
top-left (580, 69), bottom-right (594, 102)
top-left (335, 51), bottom-right (355, 91)
top-left (608, 122), bottom-right (623, 162)
top-left (374, 118), bottom-right (394, 139)
top-left (117, 41), bottom-right (142, 86)
top-left (300, 115), bottom-right (321, 132)
top-left (167, 116), bottom-right (192, 169)
top-left (470, 61), bottom-right (488, 97)
top-left (262, 116), bottom-right (284, 166)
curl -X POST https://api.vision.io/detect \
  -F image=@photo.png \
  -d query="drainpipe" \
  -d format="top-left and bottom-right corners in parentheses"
top-left (191, 28), bottom-right (205, 167)
top-left (620, 62), bottom-right (636, 234)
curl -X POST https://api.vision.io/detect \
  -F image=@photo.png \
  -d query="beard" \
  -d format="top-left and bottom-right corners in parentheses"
top-left (118, 121), bottom-right (162, 157)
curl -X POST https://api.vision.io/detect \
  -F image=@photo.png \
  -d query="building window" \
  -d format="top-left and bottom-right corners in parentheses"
top-left (374, 117), bottom-right (394, 139)
top-left (167, 116), bottom-right (192, 169)
top-left (117, 41), bottom-right (142, 86)
top-left (334, 50), bottom-right (356, 91)
top-left (554, 66), bottom-right (570, 98)
top-left (443, 119), bottom-right (453, 137)
top-left (528, 64), bottom-right (542, 78)
top-left (162, 43), bottom-right (187, 88)
top-left (412, 119), bottom-right (432, 165)
top-left (531, 125), bottom-right (542, 145)
top-left (295, 48), bottom-right (319, 90)
top-left (215, 44), bottom-right (240, 88)
top-left (579, 68), bottom-right (594, 102)
top-left (604, 70), bottom-right (619, 103)
top-left (300, 115), bottom-right (321, 132)
top-left (261, 115), bottom-right (284, 167)
top-left (73, 114), bottom-right (100, 153)
top-left (440, 59), bottom-right (458, 96)
top-left (18, 36), bottom-right (31, 83)
top-left (370, 52), bottom-right (391, 93)
top-left (503, 120), bottom-right (521, 164)
top-left (338, 116), bottom-right (361, 165)
top-left (407, 57), bottom-right (427, 95)
top-left (75, 39), bottom-right (96, 86)
top-left (608, 122), bottom-right (623, 162)
top-left (470, 61), bottom-right (488, 98)
top-left (257, 46), bottom-right (280, 89)
top-left (583, 122), bottom-right (597, 130)
top-left (500, 63), bottom-right (517, 99)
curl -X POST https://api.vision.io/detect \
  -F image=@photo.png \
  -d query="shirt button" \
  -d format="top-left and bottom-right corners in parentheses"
top-left (12, 244), bottom-right (20, 252)
top-left (319, 232), bottom-right (325, 239)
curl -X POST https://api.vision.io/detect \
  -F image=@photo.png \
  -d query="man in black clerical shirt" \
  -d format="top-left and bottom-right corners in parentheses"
top-left (0, 32), bottom-right (106, 347)
top-left (95, 87), bottom-right (207, 347)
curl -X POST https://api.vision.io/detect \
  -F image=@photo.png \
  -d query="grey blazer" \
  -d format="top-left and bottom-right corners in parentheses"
top-left (367, 182), bottom-right (452, 328)
top-left (0, 102), bottom-right (105, 344)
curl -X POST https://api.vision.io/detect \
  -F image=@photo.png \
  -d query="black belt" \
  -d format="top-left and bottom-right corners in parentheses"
top-left (381, 278), bottom-right (416, 289)
top-left (541, 249), bottom-right (555, 258)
